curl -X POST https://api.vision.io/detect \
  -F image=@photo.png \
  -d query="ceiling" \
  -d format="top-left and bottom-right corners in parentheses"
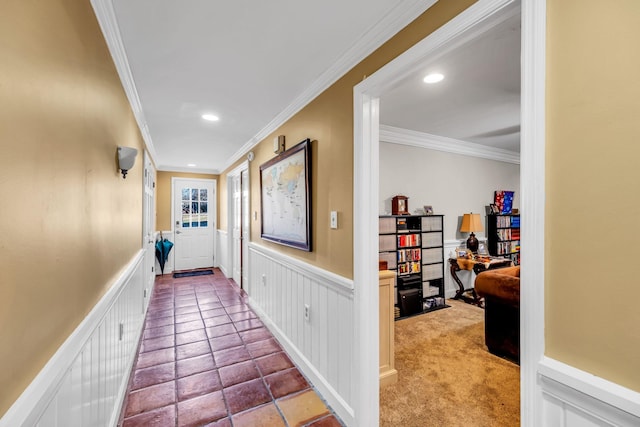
top-left (108, 0), bottom-right (520, 173)
top-left (380, 12), bottom-right (521, 152)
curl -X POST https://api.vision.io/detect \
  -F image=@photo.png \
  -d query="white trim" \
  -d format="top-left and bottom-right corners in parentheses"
top-left (157, 165), bottom-right (218, 175)
top-left (520, 0), bottom-right (546, 425)
top-left (539, 358), bottom-right (640, 426)
top-left (0, 251), bottom-right (145, 427)
top-left (380, 125), bottom-right (520, 164)
top-left (89, 0), bottom-right (158, 165)
top-left (354, 1), bottom-right (522, 426)
top-left (539, 358), bottom-right (640, 419)
top-left (248, 243), bottom-right (354, 295)
top-left (222, 0), bottom-right (439, 172)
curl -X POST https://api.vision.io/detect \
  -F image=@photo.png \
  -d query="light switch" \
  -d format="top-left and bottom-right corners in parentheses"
top-left (330, 211), bottom-right (338, 229)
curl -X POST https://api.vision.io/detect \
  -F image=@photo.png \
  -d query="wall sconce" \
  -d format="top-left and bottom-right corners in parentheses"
top-left (273, 135), bottom-right (285, 154)
top-left (117, 146), bottom-right (138, 179)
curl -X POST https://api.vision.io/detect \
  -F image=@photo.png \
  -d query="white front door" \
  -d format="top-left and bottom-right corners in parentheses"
top-left (173, 178), bottom-right (216, 271)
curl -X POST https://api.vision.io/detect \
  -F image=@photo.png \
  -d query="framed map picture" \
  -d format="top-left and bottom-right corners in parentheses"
top-left (260, 138), bottom-right (311, 251)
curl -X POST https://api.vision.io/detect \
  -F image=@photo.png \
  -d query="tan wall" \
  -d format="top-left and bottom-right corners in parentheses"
top-left (0, 0), bottom-right (146, 416)
top-left (220, 0), bottom-right (477, 279)
top-left (156, 171), bottom-right (219, 231)
top-left (546, 0), bottom-right (640, 391)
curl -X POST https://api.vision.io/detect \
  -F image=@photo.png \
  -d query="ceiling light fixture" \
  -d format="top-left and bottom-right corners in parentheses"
top-left (423, 73), bottom-right (444, 84)
top-left (187, 163), bottom-right (196, 167)
top-left (202, 114), bottom-right (219, 122)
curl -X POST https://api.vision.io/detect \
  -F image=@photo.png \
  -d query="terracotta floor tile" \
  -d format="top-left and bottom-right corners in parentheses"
top-left (228, 311), bottom-right (257, 322)
top-left (239, 328), bottom-right (272, 344)
top-left (213, 345), bottom-right (251, 367)
top-left (141, 335), bottom-right (175, 353)
top-left (175, 299), bottom-right (198, 308)
top-left (255, 352), bottom-right (295, 376)
top-left (204, 417), bottom-right (232, 427)
top-left (209, 333), bottom-right (243, 352)
top-left (177, 370), bottom-right (222, 401)
top-left (175, 312), bottom-right (202, 324)
top-left (206, 323), bottom-right (237, 339)
top-left (177, 391), bottom-right (227, 427)
top-left (276, 389), bottom-right (329, 427)
top-left (201, 307), bottom-right (227, 319)
top-left (224, 304), bottom-right (250, 314)
top-left (264, 367), bottom-right (309, 399)
top-left (306, 415), bottom-right (344, 427)
top-left (246, 338), bottom-right (281, 358)
top-left (175, 305), bottom-right (199, 315)
top-left (218, 360), bottom-right (260, 387)
top-left (136, 347), bottom-right (175, 370)
top-left (233, 318), bottom-right (264, 332)
top-left (147, 308), bottom-right (174, 319)
top-left (175, 319), bottom-right (205, 333)
top-left (223, 378), bottom-right (271, 414)
top-left (176, 329), bottom-right (208, 346)
top-left (177, 353), bottom-right (215, 378)
top-left (143, 324), bottom-right (175, 340)
top-left (203, 314), bottom-right (232, 328)
top-left (122, 404), bottom-right (175, 427)
top-left (124, 381), bottom-right (176, 418)
top-left (176, 340), bottom-right (211, 360)
top-left (199, 302), bottom-right (224, 311)
top-left (232, 403), bottom-right (286, 427)
top-left (131, 362), bottom-right (175, 390)
top-left (145, 316), bottom-right (174, 329)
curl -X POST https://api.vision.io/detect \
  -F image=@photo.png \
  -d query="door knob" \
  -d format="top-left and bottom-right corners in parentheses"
top-left (176, 230), bottom-right (182, 234)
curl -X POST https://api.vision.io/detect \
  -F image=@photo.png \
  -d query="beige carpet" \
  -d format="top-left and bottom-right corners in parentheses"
top-left (380, 300), bottom-right (520, 427)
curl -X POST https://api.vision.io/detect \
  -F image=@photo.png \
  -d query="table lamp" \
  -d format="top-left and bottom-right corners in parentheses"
top-left (460, 213), bottom-right (483, 253)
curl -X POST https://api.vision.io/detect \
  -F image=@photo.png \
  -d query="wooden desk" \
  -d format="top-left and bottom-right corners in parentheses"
top-left (449, 257), bottom-right (512, 306)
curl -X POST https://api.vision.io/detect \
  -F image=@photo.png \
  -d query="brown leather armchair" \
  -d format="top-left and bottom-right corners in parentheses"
top-left (475, 266), bottom-right (520, 364)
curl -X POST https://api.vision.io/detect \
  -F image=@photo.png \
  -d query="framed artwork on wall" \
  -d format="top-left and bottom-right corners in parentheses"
top-left (260, 138), bottom-right (311, 251)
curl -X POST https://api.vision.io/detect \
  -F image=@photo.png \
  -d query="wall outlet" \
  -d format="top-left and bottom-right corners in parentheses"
top-left (330, 211), bottom-right (338, 229)
top-left (261, 274), bottom-right (267, 286)
top-left (304, 304), bottom-right (310, 321)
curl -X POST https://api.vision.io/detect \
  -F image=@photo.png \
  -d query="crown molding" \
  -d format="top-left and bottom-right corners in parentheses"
top-left (156, 165), bottom-right (219, 175)
top-left (90, 0), bottom-right (158, 165)
top-left (379, 124), bottom-right (520, 164)
top-left (222, 0), bottom-right (440, 172)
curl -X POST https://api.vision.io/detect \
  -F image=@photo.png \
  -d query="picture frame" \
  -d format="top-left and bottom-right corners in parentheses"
top-left (423, 205), bottom-right (434, 215)
top-left (260, 138), bottom-right (311, 251)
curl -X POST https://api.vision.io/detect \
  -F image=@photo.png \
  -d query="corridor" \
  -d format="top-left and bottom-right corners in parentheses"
top-left (118, 269), bottom-right (342, 427)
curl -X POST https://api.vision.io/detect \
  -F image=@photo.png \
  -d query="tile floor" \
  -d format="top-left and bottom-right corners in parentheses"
top-left (118, 269), bottom-right (343, 427)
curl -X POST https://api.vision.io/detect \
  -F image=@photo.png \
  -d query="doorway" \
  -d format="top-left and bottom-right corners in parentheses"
top-left (353, 0), bottom-right (546, 425)
top-left (142, 151), bottom-right (156, 312)
top-left (172, 177), bottom-right (216, 271)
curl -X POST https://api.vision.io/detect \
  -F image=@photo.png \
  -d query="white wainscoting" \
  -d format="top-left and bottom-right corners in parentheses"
top-left (217, 229), bottom-right (229, 276)
top-left (247, 243), bottom-right (355, 425)
top-left (155, 230), bottom-right (174, 275)
top-left (1, 251), bottom-right (148, 427)
top-left (539, 357), bottom-right (640, 427)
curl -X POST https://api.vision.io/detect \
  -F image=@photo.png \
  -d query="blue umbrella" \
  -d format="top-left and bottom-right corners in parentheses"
top-left (155, 237), bottom-right (174, 275)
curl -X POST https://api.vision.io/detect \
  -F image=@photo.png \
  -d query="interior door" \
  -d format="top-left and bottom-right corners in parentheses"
top-left (231, 174), bottom-right (242, 284)
top-left (241, 169), bottom-right (250, 288)
top-left (173, 178), bottom-right (216, 271)
top-left (142, 152), bottom-right (156, 311)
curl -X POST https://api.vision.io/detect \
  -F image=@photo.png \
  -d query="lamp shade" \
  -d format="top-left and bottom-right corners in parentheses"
top-left (460, 213), bottom-right (483, 233)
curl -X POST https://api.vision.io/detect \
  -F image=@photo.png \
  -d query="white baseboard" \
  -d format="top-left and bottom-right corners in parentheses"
top-left (1, 251), bottom-right (148, 427)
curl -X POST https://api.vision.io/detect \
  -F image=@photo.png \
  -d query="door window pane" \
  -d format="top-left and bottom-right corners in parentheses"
top-left (182, 188), bottom-right (190, 201)
top-left (192, 189), bottom-right (198, 201)
top-left (200, 189), bottom-right (208, 201)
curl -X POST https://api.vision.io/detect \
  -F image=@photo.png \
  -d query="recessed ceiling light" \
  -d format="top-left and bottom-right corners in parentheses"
top-left (202, 114), bottom-right (219, 122)
top-left (187, 163), bottom-right (196, 167)
top-left (423, 73), bottom-right (444, 84)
